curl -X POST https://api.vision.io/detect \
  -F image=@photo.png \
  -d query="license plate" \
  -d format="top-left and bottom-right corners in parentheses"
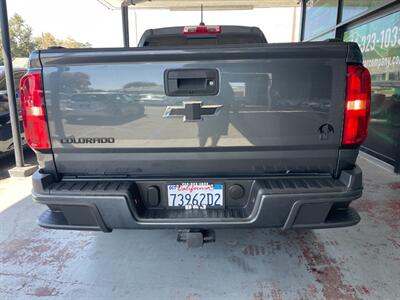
top-left (167, 183), bottom-right (224, 209)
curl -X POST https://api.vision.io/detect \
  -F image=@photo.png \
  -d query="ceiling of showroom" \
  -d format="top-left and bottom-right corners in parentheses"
top-left (98, 0), bottom-right (300, 10)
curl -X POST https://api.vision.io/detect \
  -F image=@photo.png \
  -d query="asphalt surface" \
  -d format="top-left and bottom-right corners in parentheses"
top-left (0, 152), bottom-right (399, 300)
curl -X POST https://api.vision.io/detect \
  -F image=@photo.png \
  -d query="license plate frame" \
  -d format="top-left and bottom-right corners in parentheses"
top-left (167, 182), bottom-right (224, 209)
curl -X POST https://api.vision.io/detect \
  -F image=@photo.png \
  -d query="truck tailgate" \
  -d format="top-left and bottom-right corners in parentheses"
top-left (37, 43), bottom-right (353, 177)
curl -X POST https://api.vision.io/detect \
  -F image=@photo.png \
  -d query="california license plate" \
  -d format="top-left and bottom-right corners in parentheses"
top-left (167, 183), bottom-right (224, 209)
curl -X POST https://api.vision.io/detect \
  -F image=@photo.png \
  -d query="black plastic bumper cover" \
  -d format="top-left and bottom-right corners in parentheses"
top-left (32, 167), bottom-right (363, 232)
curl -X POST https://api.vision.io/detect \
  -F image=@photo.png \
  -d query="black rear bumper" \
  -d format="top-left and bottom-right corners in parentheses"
top-left (32, 167), bottom-right (363, 232)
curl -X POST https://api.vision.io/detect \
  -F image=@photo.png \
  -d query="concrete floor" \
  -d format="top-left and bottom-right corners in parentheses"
top-left (0, 153), bottom-right (399, 300)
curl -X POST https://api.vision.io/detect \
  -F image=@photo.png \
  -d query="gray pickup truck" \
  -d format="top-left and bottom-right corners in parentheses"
top-left (21, 25), bottom-right (371, 244)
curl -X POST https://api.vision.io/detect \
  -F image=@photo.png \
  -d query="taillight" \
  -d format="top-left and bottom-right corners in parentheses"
top-left (20, 72), bottom-right (50, 150)
top-left (183, 25), bottom-right (221, 34)
top-left (342, 65), bottom-right (371, 146)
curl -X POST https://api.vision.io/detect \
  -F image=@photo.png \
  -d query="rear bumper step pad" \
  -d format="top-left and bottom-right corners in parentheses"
top-left (32, 167), bottom-right (363, 232)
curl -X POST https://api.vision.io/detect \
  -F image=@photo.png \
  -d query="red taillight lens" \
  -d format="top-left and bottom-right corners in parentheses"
top-left (342, 65), bottom-right (371, 146)
top-left (20, 72), bottom-right (50, 150)
top-left (183, 25), bottom-right (221, 34)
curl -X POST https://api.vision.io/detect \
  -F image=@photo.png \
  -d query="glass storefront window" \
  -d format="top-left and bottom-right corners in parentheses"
top-left (342, 0), bottom-right (393, 22)
top-left (311, 30), bottom-right (336, 41)
top-left (344, 10), bottom-right (400, 164)
top-left (304, 0), bottom-right (338, 40)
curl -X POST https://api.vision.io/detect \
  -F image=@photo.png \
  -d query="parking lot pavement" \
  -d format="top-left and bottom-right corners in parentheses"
top-left (0, 153), bottom-right (399, 300)
top-left (0, 149), bottom-right (36, 180)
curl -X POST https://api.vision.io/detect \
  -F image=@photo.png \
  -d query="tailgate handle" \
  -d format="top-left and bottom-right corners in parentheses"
top-left (164, 69), bottom-right (219, 96)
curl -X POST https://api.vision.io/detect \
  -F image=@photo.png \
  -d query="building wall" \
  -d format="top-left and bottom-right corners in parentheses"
top-left (301, 0), bottom-right (400, 173)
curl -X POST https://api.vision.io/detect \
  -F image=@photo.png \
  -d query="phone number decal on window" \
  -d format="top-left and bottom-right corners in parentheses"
top-left (344, 11), bottom-right (400, 71)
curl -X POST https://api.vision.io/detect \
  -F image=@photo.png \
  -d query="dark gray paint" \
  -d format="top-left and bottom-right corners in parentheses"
top-left (32, 166), bottom-right (362, 231)
top-left (138, 25), bottom-right (268, 47)
top-left (36, 43), bottom-right (359, 177)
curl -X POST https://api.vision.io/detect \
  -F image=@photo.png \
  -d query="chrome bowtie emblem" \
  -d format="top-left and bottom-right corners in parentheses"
top-left (164, 101), bottom-right (222, 122)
